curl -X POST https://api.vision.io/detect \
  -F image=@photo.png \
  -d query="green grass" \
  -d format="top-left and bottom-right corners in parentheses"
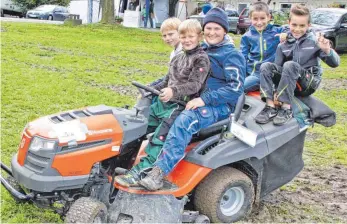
top-left (1, 22), bottom-right (346, 223)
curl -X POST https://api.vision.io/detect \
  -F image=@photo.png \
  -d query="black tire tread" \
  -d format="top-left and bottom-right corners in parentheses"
top-left (65, 197), bottom-right (107, 223)
top-left (194, 166), bottom-right (254, 223)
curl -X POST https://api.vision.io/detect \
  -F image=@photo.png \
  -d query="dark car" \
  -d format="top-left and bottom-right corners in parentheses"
top-left (237, 8), bottom-right (251, 34)
top-left (26, 5), bottom-right (69, 21)
top-left (189, 9), bottom-right (239, 33)
top-left (310, 8), bottom-right (347, 51)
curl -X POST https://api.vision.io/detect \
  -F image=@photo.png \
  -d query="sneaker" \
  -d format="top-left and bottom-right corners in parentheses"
top-left (273, 108), bottom-right (293, 126)
top-left (114, 171), bottom-right (140, 187)
top-left (255, 106), bottom-right (278, 124)
top-left (139, 166), bottom-right (164, 191)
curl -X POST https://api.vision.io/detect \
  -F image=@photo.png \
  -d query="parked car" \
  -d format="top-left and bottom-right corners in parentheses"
top-left (189, 9), bottom-right (240, 33)
top-left (26, 5), bottom-right (69, 21)
top-left (237, 8), bottom-right (251, 34)
top-left (310, 8), bottom-right (347, 51)
top-left (1, 0), bottom-right (25, 17)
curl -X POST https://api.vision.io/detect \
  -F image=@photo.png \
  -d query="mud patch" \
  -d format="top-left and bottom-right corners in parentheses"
top-left (87, 81), bottom-right (138, 98)
top-left (319, 79), bottom-right (347, 91)
top-left (246, 165), bottom-right (347, 223)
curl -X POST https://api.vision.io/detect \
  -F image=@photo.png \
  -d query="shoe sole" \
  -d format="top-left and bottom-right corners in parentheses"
top-left (255, 115), bottom-right (277, 124)
top-left (114, 177), bottom-right (139, 187)
top-left (273, 117), bottom-right (292, 126)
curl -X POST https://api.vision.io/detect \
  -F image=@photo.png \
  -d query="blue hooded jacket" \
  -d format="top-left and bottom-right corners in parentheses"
top-left (200, 35), bottom-right (246, 107)
top-left (240, 24), bottom-right (284, 78)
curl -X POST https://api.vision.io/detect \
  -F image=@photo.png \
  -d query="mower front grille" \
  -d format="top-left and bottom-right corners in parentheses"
top-left (24, 152), bottom-right (51, 173)
top-left (27, 152), bottom-right (50, 163)
top-left (25, 160), bottom-right (45, 172)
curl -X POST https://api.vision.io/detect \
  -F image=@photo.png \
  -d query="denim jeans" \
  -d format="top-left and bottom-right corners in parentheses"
top-left (154, 104), bottom-right (231, 175)
top-left (144, 16), bottom-right (154, 28)
top-left (244, 75), bottom-right (260, 93)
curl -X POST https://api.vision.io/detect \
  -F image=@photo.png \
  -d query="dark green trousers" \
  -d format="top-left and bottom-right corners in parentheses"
top-left (132, 97), bottom-right (184, 174)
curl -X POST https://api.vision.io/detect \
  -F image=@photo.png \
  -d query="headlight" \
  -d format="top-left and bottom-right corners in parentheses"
top-left (29, 137), bottom-right (56, 151)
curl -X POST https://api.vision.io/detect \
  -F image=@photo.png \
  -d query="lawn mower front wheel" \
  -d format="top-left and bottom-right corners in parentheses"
top-left (194, 166), bottom-right (255, 223)
top-left (65, 197), bottom-right (107, 223)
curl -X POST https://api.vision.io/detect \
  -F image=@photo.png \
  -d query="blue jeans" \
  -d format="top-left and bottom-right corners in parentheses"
top-left (144, 15), bottom-right (153, 28)
top-left (244, 75), bottom-right (260, 93)
top-left (154, 104), bottom-right (231, 175)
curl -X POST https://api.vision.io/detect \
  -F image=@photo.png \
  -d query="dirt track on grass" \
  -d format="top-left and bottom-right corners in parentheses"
top-left (245, 158), bottom-right (347, 223)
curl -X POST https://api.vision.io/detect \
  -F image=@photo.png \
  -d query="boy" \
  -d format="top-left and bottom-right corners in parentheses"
top-left (149, 17), bottom-right (182, 86)
top-left (115, 19), bottom-right (210, 187)
top-left (255, 4), bottom-right (340, 126)
top-left (240, 1), bottom-right (286, 92)
top-left (138, 8), bottom-right (246, 191)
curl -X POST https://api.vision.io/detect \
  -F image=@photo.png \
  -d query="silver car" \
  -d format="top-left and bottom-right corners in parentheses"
top-left (189, 9), bottom-right (239, 33)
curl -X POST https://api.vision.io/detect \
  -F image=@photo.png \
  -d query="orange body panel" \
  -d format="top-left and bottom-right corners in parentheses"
top-left (117, 140), bottom-right (212, 197)
top-left (247, 91), bottom-right (261, 99)
top-left (51, 114), bottom-right (123, 176)
top-left (17, 132), bottom-right (32, 166)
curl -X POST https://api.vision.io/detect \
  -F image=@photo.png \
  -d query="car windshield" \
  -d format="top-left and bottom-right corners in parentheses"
top-left (311, 10), bottom-right (343, 26)
top-left (34, 5), bottom-right (56, 11)
top-left (226, 10), bottom-right (238, 17)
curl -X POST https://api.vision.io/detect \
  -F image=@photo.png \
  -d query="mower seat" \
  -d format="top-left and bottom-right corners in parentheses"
top-left (193, 118), bottom-right (229, 141)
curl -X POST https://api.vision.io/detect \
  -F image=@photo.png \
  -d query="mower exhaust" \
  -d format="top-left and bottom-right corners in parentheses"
top-left (0, 162), bottom-right (34, 201)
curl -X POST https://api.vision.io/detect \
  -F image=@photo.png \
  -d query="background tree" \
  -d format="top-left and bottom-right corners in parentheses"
top-left (13, 0), bottom-right (70, 11)
top-left (100, 0), bottom-right (115, 24)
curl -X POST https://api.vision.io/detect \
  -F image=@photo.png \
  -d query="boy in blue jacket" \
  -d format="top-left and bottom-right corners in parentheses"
top-left (240, 1), bottom-right (286, 92)
top-left (138, 8), bottom-right (246, 191)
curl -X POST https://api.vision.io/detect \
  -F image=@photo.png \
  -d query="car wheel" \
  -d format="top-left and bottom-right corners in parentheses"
top-left (194, 166), bottom-right (255, 223)
top-left (48, 15), bottom-right (53, 20)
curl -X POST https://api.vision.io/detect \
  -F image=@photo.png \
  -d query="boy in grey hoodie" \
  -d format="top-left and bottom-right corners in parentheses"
top-left (255, 4), bottom-right (340, 126)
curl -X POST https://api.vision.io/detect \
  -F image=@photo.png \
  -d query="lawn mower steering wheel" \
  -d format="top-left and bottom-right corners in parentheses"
top-left (132, 81), bottom-right (161, 96)
top-left (132, 81), bottom-right (186, 106)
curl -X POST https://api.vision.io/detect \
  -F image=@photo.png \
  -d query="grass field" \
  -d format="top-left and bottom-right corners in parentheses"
top-left (1, 23), bottom-right (346, 223)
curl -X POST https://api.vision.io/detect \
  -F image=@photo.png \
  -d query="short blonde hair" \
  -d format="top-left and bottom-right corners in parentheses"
top-left (178, 19), bottom-right (202, 35)
top-left (160, 17), bottom-right (181, 33)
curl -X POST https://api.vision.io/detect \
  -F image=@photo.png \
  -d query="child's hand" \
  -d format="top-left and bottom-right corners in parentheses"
top-left (159, 88), bottom-right (173, 102)
top-left (185, 98), bottom-right (205, 110)
top-left (316, 32), bottom-right (331, 54)
top-left (275, 33), bottom-right (287, 43)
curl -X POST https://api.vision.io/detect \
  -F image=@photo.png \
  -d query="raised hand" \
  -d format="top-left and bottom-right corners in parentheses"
top-left (275, 33), bottom-right (287, 43)
top-left (316, 32), bottom-right (331, 54)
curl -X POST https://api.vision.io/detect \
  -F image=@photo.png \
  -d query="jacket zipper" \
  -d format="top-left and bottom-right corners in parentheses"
top-left (251, 31), bottom-right (263, 76)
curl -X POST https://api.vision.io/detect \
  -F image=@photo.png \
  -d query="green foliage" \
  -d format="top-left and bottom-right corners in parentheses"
top-left (272, 11), bottom-right (289, 26)
top-left (13, 0), bottom-right (70, 12)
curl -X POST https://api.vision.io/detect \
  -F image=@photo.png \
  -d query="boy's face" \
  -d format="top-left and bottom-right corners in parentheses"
top-left (289, 14), bottom-right (310, 39)
top-left (250, 11), bottom-right (271, 32)
top-left (203, 22), bottom-right (226, 45)
top-left (179, 31), bottom-right (201, 51)
top-left (161, 30), bottom-right (180, 48)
